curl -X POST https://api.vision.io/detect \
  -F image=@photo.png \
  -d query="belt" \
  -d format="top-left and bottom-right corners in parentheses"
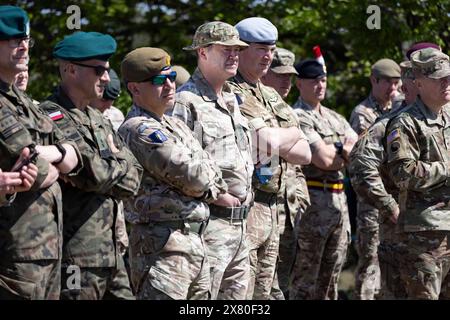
top-left (154, 220), bottom-right (208, 236)
top-left (254, 189), bottom-right (276, 204)
top-left (209, 204), bottom-right (250, 221)
top-left (306, 179), bottom-right (345, 193)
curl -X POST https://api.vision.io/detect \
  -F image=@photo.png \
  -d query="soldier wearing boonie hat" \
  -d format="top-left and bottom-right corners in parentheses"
top-left (229, 17), bottom-right (311, 300)
top-left (173, 21), bottom-right (254, 300)
top-left (261, 48), bottom-right (298, 99)
top-left (40, 31), bottom-right (143, 300)
top-left (119, 46), bottom-right (227, 300)
top-left (0, 5), bottom-right (81, 300)
top-left (384, 47), bottom-right (450, 300)
top-left (290, 56), bottom-right (358, 300)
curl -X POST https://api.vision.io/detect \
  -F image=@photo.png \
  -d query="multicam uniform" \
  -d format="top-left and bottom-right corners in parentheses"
top-left (228, 72), bottom-right (308, 300)
top-left (290, 98), bottom-right (355, 300)
top-left (173, 69), bottom-right (254, 300)
top-left (40, 87), bottom-right (142, 300)
top-left (119, 104), bottom-right (227, 300)
top-left (386, 98), bottom-right (450, 299)
top-left (348, 106), bottom-right (408, 300)
top-left (0, 81), bottom-right (81, 299)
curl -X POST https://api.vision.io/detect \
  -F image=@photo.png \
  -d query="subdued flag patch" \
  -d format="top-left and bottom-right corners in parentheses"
top-left (387, 128), bottom-right (400, 144)
top-left (49, 111), bottom-right (64, 121)
top-left (148, 130), bottom-right (168, 143)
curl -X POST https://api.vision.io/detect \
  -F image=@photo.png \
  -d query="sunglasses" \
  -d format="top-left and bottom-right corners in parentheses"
top-left (145, 71), bottom-right (177, 85)
top-left (8, 37), bottom-right (35, 48)
top-left (71, 61), bottom-right (110, 76)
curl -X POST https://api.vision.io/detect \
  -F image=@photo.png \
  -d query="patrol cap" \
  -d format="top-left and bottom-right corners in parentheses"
top-left (53, 31), bottom-right (117, 61)
top-left (271, 48), bottom-right (298, 75)
top-left (406, 42), bottom-right (441, 60)
top-left (0, 5), bottom-right (30, 40)
top-left (399, 61), bottom-right (414, 80)
top-left (172, 65), bottom-right (190, 87)
top-left (235, 17), bottom-right (278, 45)
top-left (371, 59), bottom-right (401, 78)
top-left (410, 48), bottom-right (450, 79)
top-left (121, 47), bottom-right (171, 82)
top-left (103, 68), bottom-right (121, 100)
top-left (183, 21), bottom-right (248, 50)
top-left (295, 59), bottom-right (326, 79)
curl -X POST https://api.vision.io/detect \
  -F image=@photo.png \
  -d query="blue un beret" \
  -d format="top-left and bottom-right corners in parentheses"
top-left (103, 68), bottom-right (121, 100)
top-left (53, 31), bottom-right (117, 62)
top-left (295, 59), bottom-right (327, 79)
top-left (0, 5), bottom-right (29, 41)
top-left (235, 17), bottom-right (278, 45)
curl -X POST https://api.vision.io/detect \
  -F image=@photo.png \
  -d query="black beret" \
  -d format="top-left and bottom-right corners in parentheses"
top-left (295, 59), bottom-right (327, 79)
top-left (103, 69), bottom-right (121, 100)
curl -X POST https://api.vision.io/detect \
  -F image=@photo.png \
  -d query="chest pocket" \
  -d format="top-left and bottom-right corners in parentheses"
top-left (273, 103), bottom-right (296, 128)
top-left (422, 125), bottom-right (447, 162)
top-left (202, 120), bottom-right (236, 169)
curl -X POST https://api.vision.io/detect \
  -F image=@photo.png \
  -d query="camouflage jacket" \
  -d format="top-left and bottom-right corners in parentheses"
top-left (40, 86), bottom-right (143, 268)
top-left (119, 105), bottom-right (227, 224)
top-left (293, 98), bottom-right (356, 182)
top-left (349, 107), bottom-right (408, 222)
top-left (386, 97), bottom-right (450, 232)
top-left (0, 80), bottom-right (80, 261)
top-left (349, 94), bottom-right (404, 135)
top-left (173, 68), bottom-right (253, 205)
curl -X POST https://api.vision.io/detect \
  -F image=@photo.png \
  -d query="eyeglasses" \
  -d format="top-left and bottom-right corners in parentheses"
top-left (144, 71), bottom-right (177, 85)
top-left (8, 37), bottom-right (34, 48)
top-left (71, 61), bottom-right (110, 76)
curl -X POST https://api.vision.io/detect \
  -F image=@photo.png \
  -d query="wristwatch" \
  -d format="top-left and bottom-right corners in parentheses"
top-left (334, 141), bottom-right (344, 156)
top-left (53, 143), bottom-right (67, 165)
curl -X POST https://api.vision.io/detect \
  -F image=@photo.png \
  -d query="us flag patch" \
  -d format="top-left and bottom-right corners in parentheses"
top-left (49, 111), bottom-right (64, 121)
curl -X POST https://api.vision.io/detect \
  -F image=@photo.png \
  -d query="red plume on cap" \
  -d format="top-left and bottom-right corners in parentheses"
top-left (313, 45), bottom-right (327, 73)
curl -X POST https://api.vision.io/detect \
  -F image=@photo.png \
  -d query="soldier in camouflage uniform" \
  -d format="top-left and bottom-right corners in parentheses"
top-left (119, 47), bottom-right (228, 299)
top-left (385, 48), bottom-right (450, 299)
top-left (290, 59), bottom-right (358, 300)
top-left (230, 17), bottom-right (311, 300)
top-left (349, 59), bottom-right (402, 299)
top-left (172, 22), bottom-right (254, 300)
top-left (39, 32), bottom-right (142, 300)
top-left (261, 48), bottom-right (310, 300)
top-left (0, 5), bottom-right (81, 299)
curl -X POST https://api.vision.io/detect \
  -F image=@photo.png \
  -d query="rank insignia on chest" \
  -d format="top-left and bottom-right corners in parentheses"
top-left (387, 129), bottom-right (400, 144)
top-left (148, 130), bottom-right (168, 143)
top-left (48, 110), bottom-right (64, 121)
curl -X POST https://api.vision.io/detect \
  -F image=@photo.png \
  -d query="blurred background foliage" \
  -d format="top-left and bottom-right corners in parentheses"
top-left (16, 0), bottom-right (450, 118)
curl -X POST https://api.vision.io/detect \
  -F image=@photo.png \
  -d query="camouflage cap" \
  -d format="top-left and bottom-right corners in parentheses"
top-left (399, 61), bottom-right (414, 80)
top-left (410, 48), bottom-right (450, 79)
top-left (406, 42), bottom-right (441, 60)
top-left (183, 21), bottom-right (248, 51)
top-left (371, 59), bottom-right (401, 78)
top-left (121, 47), bottom-right (171, 82)
top-left (270, 48), bottom-right (298, 75)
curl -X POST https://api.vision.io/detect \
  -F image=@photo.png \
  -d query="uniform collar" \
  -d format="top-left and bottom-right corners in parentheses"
top-left (416, 97), bottom-right (445, 126)
top-left (127, 104), bottom-right (162, 122)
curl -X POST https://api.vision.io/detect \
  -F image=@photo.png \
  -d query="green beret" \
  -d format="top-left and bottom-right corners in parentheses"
top-left (0, 5), bottom-right (29, 40)
top-left (103, 68), bottom-right (121, 100)
top-left (53, 31), bottom-right (117, 61)
top-left (121, 47), bottom-right (171, 82)
top-left (371, 58), bottom-right (401, 78)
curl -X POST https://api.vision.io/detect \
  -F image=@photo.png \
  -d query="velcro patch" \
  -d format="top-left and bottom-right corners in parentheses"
top-left (148, 130), bottom-right (168, 143)
top-left (0, 114), bottom-right (24, 139)
top-left (48, 110), bottom-right (64, 121)
top-left (386, 129), bottom-right (400, 144)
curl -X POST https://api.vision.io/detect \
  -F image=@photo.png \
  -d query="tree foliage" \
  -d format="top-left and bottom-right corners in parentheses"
top-left (16, 0), bottom-right (450, 117)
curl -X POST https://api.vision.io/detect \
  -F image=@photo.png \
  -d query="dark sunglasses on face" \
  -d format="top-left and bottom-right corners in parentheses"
top-left (145, 71), bottom-right (177, 85)
top-left (71, 61), bottom-right (110, 76)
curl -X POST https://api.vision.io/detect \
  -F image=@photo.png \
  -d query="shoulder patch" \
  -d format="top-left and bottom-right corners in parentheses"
top-left (148, 130), bottom-right (168, 143)
top-left (386, 129), bottom-right (400, 144)
top-left (48, 110), bottom-right (64, 121)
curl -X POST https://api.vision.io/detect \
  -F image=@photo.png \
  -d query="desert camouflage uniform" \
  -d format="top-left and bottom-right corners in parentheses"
top-left (386, 98), bottom-right (450, 299)
top-left (0, 80), bottom-right (81, 299)
top-left (119, 104), bottom-right (227, 300)
top-left (40, 86), bottom-right (142, 300)
top-left (349, 105), bottom-right (409, 300)
top-left (228, 72), bottom-right (307, 299)
top-left (290, 98), bottom-right (354, 300)
top-left (173, 69), bottom-right (254, 300)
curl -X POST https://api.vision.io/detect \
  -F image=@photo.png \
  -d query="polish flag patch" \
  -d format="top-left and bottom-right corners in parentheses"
top-left (49, 111), bottom-right (64, 121)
